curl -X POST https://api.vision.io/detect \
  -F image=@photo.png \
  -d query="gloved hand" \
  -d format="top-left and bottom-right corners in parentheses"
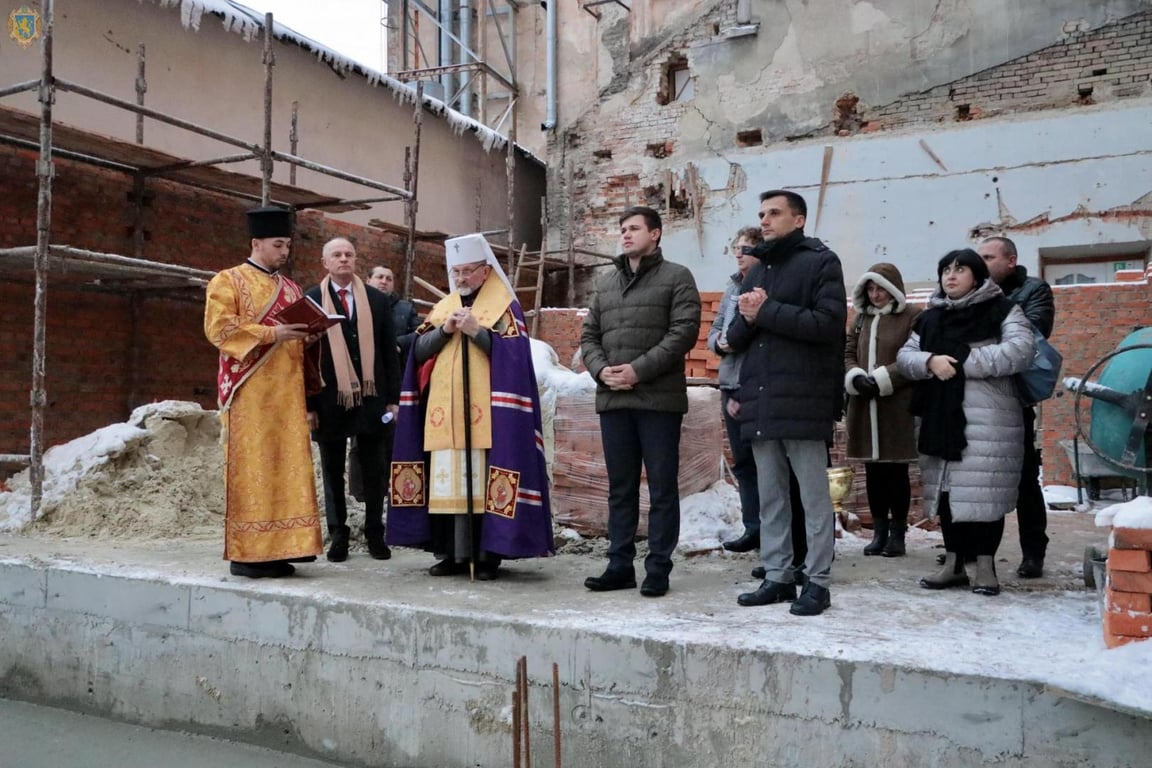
top-left (853, 374), bottom-right (880, 399)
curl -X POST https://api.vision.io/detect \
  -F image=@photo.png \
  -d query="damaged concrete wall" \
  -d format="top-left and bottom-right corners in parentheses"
top-left (549, 0), bottom-right (1152, 293)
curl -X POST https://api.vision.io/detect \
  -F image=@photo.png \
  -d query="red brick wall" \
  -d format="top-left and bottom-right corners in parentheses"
top-left (0, 146), bottom-right (445, 455)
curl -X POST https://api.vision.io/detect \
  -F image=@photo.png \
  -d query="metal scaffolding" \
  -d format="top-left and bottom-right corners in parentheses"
top-left (0, 1), bottom-right (420, 516)
top-left (391, 0), bottom-right (520, 135)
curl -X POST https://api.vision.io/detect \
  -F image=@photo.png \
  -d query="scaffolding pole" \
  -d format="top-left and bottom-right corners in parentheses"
top-left (403, 81), bottom-right (423, 300)
top-left (0, 245), bottom-right (217, 283)
top-left (135, 44), bottom-right (146, 144)
top-left (30, 0), bottom-right (56, 516)
top-left (289, 100), bottom-right (299, 185)
top-left (566, 160), bottom-right (576, 306)
top-left (0, 79), bottom-right (38, 100)
top-left (261, 12), bottom-right (274, 206)
top-left (505, 114), bottom-right (515, 275)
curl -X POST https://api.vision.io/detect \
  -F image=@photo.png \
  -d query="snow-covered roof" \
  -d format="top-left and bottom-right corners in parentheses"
top-left (149, 0), bottom-right (542, 166)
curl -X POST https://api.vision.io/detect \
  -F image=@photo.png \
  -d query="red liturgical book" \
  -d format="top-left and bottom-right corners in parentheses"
top-left (271, 295), bottom-right (343, 332)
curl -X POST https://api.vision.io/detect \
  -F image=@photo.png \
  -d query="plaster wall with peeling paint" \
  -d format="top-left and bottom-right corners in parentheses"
top-left (545, 0), bottom-right (1152, 296)
top-left (662, 100), bottom-right (1152, 291)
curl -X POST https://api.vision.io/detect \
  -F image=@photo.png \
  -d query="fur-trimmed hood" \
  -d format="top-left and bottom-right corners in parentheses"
top-left (852, 262), bottom-right (907, 314)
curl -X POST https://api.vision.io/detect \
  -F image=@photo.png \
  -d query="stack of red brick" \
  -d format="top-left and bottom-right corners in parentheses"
top-left (685, 291), bottom-right (723, 380)
top-left (1104, 524), bottom-right (1152, 648)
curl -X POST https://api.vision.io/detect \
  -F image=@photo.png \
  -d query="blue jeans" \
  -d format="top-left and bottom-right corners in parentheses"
top-left (599, 409), bottom-right (683, 579)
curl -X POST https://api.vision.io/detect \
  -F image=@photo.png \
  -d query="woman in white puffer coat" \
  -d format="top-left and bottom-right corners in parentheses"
top-left (896, 249), bottom-right (1034, 596)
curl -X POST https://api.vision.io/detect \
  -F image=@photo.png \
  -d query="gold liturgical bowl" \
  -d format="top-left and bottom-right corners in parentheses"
top-left (827, 465), bottom-right (854, 516)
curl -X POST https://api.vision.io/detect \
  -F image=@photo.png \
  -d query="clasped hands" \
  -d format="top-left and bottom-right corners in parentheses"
top-left (442, 307), bottom-right (481, 337)
top-left (851, 374), bottom-right (881, 400)
top-left (600, 363), bottom-right (638, 391)
top-left (737, 287), bottom-right (767, 322)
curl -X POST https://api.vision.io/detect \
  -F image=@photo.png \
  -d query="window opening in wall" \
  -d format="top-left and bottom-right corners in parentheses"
top-left (642, 182), bottom-right (691, 219)
top-left (1040, 241), bottom-right (1150, 285)
top-left (657, 53), bottom-right (693, 105)
top-left (736, 129), bottom-right (763, 147)
top-left (645, 142), bottom-right (671, 158)
top-left (672, 65), bottom-right (694, 102)
top-left (1054, 273), bottom-right (1096, 285)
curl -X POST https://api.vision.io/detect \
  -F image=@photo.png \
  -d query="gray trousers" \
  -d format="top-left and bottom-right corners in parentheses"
top-left (751, 439), bottom-right (835, 589)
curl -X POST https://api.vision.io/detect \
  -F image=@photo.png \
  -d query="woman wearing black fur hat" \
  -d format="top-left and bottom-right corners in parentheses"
top-left (896, 249), bottom-right (1034, 595)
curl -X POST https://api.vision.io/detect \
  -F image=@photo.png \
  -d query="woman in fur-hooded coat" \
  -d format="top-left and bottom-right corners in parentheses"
top-left (844, 263), bottom-right (921, 557)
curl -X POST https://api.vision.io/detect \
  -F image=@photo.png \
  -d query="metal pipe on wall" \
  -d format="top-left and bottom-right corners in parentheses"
top-left (542, 0), bottom-right (556, 130)
top-left (459, 0), bottom-right (472, 117)
top-left (737, 0), bottom-right (752, 25)
top-left (439, 0), bottom-right (456, 101)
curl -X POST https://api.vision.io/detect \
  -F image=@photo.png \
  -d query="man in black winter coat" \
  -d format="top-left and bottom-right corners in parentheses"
top-left (980, 235), bottom-right (1055, 578)
top-left (368, 265), bottom-right (422, 359)
top-left (307, 238), bottom-right (401, 562)
top-left (725, 190), bottom-right (846, 617)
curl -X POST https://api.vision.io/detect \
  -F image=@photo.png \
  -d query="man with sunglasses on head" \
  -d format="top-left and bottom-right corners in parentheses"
top-left (710, 227), bottom-right (808, 574)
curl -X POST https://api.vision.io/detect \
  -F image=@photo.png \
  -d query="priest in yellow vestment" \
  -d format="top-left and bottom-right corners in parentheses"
top-left (203, 206), bottom-right (323, 578)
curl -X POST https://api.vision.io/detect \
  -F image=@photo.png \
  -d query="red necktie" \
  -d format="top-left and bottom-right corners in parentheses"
top-left (337, 288), bottom-right (351, 317)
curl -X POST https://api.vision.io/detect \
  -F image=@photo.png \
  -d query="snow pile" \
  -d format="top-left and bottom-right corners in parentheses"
top-left (0, 401), bottom-right (224, 537)
top-left (678, 480), bottom-right (743, 553)
top-left (1107, 495), bottom-right (1152, 529)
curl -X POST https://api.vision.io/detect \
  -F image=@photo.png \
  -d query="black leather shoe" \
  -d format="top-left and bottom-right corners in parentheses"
top-left (230, 561), bottom-right (294, 579)
top-left (326, 539), bottom-right (349, 562)
top-left (285, 556), bottom-right (317, 563)
top-left (790, 582), bottom-right (831, 616)
top-left (584, 569), bottom-right (637, 592)
top-left (722, 531), bottom-right (760, 553)
top-left (429, 559), bottom-right (466, 577)
top-left (1016, 557), bottom-right (1044, 579)
top-left (640, 574), bottom-right (669, 597)
top-left (475, 563), bottom-right (500, 581)
top-left (737, 580), bottom-right (797, 607)
top-left (367, 538), bottom-right (392, 561)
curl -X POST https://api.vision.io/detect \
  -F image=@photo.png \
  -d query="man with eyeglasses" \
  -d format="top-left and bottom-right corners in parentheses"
top-left (386, 234), bottom-right (553, 580)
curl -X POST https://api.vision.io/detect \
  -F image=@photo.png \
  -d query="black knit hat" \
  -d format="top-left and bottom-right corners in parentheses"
top-left (936, 248), bottom-right (989, 285)
top-left (246, 206), bottom-right (292, 239)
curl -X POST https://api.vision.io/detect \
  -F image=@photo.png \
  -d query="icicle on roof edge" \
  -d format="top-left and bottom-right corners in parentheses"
top-left (148, 0), bottom-right (541, 165)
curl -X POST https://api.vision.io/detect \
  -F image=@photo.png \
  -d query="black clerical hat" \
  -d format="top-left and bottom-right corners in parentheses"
top-left (246, 206), bottom-right (293, 239)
